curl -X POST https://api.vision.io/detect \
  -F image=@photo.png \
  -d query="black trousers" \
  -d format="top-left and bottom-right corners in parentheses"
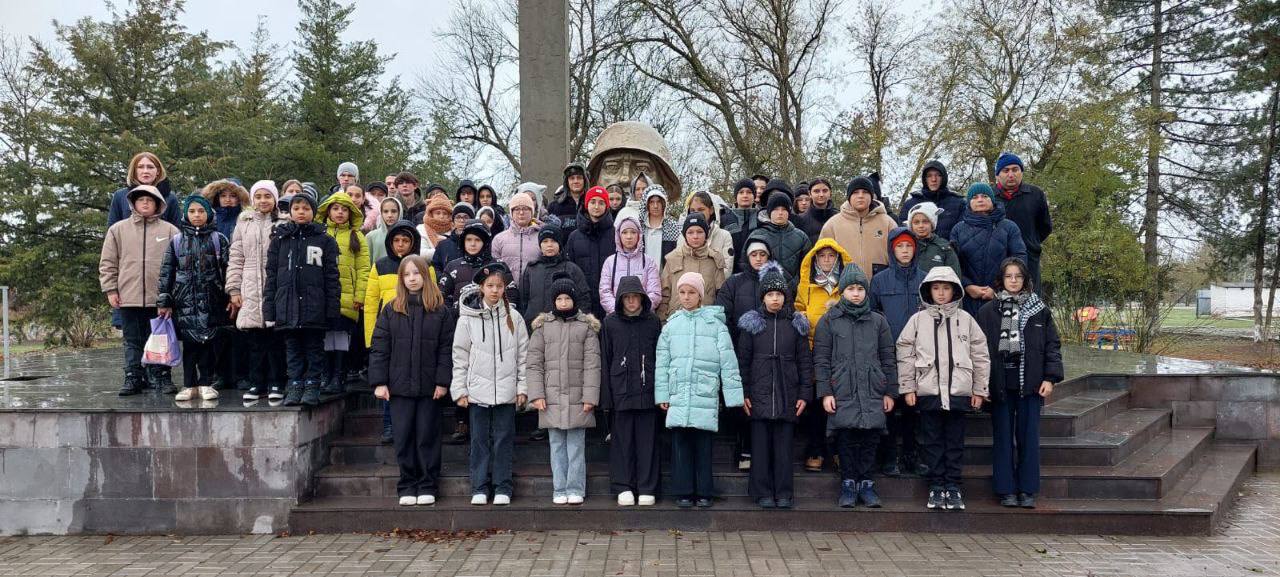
top-left (390, 395), bottom-right (443, 496)
top-left (180, 337), bottom-right (218, 388)
top-left (668, 427), bottom-right (714, 499)
top-left (725, 406), bottom-right (751, 459)
top-left (242, 328), bottom-right (285, 387)
top-left (211, 329), bottom-right (239, 388)
top-left (283, 330), bottom-right (324, 382)
top-left (610, 409), bottom-right (660, 495)
top-left (835, 428), bottom-right (880, 482)
top-left (878, 403), bottom-right (921, 464)
top-left (801, 401), bottom-right (831, 459)
top-left (120, 307), bottom-right (160, 378)
top-left (920, 409), bottom-right (967, 490)
top-left (749, 419), bottom-right (794, 499)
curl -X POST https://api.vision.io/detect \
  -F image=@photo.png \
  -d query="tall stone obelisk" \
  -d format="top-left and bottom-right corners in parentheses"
top-left (518, 0), bottom-right (571, 202)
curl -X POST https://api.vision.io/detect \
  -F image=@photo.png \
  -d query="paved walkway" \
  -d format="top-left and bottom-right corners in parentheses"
top-left (3, 474), bottom-right (1279, 576)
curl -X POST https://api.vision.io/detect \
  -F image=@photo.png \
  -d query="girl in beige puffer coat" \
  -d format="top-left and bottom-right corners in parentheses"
top-left (527, 277), bottom-right (601, 504)
top-left (226, 180), bottom-right (285, 401)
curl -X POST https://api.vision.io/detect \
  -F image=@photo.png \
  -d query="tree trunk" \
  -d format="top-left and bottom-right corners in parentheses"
top-left (1253, 83), bottom-right (1278, 341)
top-left (1141, 0), bottom-right (1164, 342)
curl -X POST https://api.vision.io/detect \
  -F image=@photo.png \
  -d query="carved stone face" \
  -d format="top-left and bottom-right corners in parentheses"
top-left (595, 151), bottom-right (659, 194)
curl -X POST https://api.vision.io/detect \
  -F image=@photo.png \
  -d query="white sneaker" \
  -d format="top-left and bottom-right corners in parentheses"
top-left (198, 386), bottom-right (219, 400)
top-left (493, 494), bottom-right (511, 506)
top-left (416, 495), bottom-right (435, 506)
top-left (174, 387), bottom-right (195, 401)
top-left (553, 495), bottom-right (568, 505)
top-left (399, 496), bottom-right (417, 506)
top-left (567, 495), bottom-right (583, 505)
top-left (471, 494), bottom-right (488, 506)
top-left (637, 495), bottom-right (656, 506)
top-left (617, 491), bottom-right (636, 506)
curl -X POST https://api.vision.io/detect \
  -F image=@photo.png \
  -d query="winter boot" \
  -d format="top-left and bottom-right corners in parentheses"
top-left (282, 380), bottom-right (305, 406)
top-left (118, 371), bottom-right (145, 396)
top-left (152, 367), bottom-right (177, 395)
top-left (838, 479), bottom-right (857, 508)
top-left (301, 379), bottom-right (322, 406)
top-left (321, 352), bottom-right (345, 395)
top-left (857, 480), bottom-right (882, 508)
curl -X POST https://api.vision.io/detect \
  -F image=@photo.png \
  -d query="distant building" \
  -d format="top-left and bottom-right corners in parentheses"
top-left (1208, 282), bottom-right (1277, 317)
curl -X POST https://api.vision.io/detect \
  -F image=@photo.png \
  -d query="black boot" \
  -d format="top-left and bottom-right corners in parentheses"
top-left (301, 379), bottom-right (322, 406)
top-left (282, 380), bottom-right (305, 406)
top-left (118, 371), bottom-right (145, 396)
top-left (322, 352), bottom-right (345, 395)
top-left (152, 367), bottom-right (177, 395)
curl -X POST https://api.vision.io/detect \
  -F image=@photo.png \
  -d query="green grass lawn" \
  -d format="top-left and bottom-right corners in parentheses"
top-left (1162, 307), bottom-right (1256, 329)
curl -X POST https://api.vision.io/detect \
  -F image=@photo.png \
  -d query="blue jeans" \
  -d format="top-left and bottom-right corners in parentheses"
top-left (991, 391), bottom-right (1043, 495)
top-left (548, 428), bottom-right (586, 498)
top-left (469, 403), bottom-right (516, 497)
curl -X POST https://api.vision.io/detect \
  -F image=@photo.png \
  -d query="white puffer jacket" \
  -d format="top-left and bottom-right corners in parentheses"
top-left (451, 285), bottom-right (529, 406)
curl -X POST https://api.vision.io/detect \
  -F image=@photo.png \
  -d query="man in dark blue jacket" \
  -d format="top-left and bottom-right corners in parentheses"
top-left (992, 152), bottom-right (1053, 289)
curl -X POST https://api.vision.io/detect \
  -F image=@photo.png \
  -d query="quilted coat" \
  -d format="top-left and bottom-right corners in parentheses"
top-left (654, 305), bottom-right (744, 432)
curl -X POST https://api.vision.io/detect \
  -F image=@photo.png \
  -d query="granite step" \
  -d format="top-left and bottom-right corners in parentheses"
top-left (292, 442), bottom-right (1256, 537)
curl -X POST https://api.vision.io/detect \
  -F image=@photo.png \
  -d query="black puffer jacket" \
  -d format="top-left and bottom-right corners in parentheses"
top-left (715, 255), bottom-right (788, 343)
top-left (735, 306), bottom-right (814, 422)
top-left (977, 297), bottom-right (1064, 403)
top-left (157, 223), bottom-right (231, 343)
top-left (796, 204), bottom-right (837, 243)
top-left (518, 255), bottom-right (589, 327)
top-left (547, 163), bottom-right (586, 242)
top-left (264, 222), bottom-right (340, 330)
top-left (368, 296), bottom-right (457, 398)
top-left (599, 276), bottom-right (661, 411)
top-left (564, 211), bottom-right (616, 318)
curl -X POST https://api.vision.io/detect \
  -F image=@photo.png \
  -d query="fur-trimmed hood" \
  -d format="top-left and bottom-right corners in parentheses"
top-left (738, 308), bottom-right (809, 337)
top-left (531, 311), bottom-right (601, 332)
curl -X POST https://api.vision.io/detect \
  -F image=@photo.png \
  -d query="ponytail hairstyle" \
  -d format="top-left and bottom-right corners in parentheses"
top-left (392, 255), bottom-right (442, 314)
top-left (480, 269), bottom-right (515, 334)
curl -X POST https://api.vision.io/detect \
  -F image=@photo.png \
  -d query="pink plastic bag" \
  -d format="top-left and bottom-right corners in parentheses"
top-left (142, 317), bottom-right (182, 367)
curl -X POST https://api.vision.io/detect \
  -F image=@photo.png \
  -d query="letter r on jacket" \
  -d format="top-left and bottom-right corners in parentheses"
top-left (307, 246), bottom-right (323, 266)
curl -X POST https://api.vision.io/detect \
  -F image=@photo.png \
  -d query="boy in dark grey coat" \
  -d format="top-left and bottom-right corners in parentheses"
top-left (814, 265), bottom-right (898, 508)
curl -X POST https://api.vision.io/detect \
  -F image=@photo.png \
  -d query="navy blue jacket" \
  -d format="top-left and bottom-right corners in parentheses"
top-left (950, 203), bottom-right (1027, 316)
top-left (869, 260), bottom-right (926, 342)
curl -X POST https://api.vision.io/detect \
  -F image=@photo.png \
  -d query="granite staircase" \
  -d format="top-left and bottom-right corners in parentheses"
top-left (290, 376), bottom-right (1256, 535)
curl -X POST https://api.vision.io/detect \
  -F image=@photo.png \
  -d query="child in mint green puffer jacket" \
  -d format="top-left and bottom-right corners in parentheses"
top-left (655, 271), bottom-right (744, 508)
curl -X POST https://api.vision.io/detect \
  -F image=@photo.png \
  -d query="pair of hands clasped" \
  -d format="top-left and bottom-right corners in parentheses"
top-left (374, 385), bottom-right (449, 401)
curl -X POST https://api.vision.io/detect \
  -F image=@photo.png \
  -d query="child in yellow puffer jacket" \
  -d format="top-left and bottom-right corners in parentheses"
top-left (317, 191), bottom-right (370, 395)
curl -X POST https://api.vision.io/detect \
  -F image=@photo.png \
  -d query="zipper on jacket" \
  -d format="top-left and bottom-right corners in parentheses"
top-left (142, 219), bottom-right (148, 306)
top-left (771, 315), bottom-right (779, 418)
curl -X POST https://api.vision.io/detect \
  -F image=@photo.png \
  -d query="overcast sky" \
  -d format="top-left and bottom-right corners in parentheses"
top-left (3, 0), bottom-right (452, 84)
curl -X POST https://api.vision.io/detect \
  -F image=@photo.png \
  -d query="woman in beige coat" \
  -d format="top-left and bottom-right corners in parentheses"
top-left (528, 277), bottom-right (602, 505)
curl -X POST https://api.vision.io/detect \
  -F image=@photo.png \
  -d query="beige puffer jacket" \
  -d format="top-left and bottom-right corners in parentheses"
top-left (896, 266), bottom-right (991, 410)
top-left (225, 210), bottom-right (278, 329)
top-left (527, 312), bottom-right (602, 430)
top-left (818, 199), bottom-right (897, 279)
top-left (658, 243), bottom-right (727, 319)
top-left (99, 186), bottom-right (179, 308)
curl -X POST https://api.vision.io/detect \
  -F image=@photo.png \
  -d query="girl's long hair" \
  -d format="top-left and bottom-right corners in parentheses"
top-left (327, 202), bottom-right (363, 254)
top-left (994, 257), bottom-right (1033, 294)
top-left (392, 255), bottom-right (443, 314)
top-left (127, 152), bottom-right (167, 186)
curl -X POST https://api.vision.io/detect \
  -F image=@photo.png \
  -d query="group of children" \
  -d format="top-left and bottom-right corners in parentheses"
top-left (100, 153), bottom-right (1060, 512)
